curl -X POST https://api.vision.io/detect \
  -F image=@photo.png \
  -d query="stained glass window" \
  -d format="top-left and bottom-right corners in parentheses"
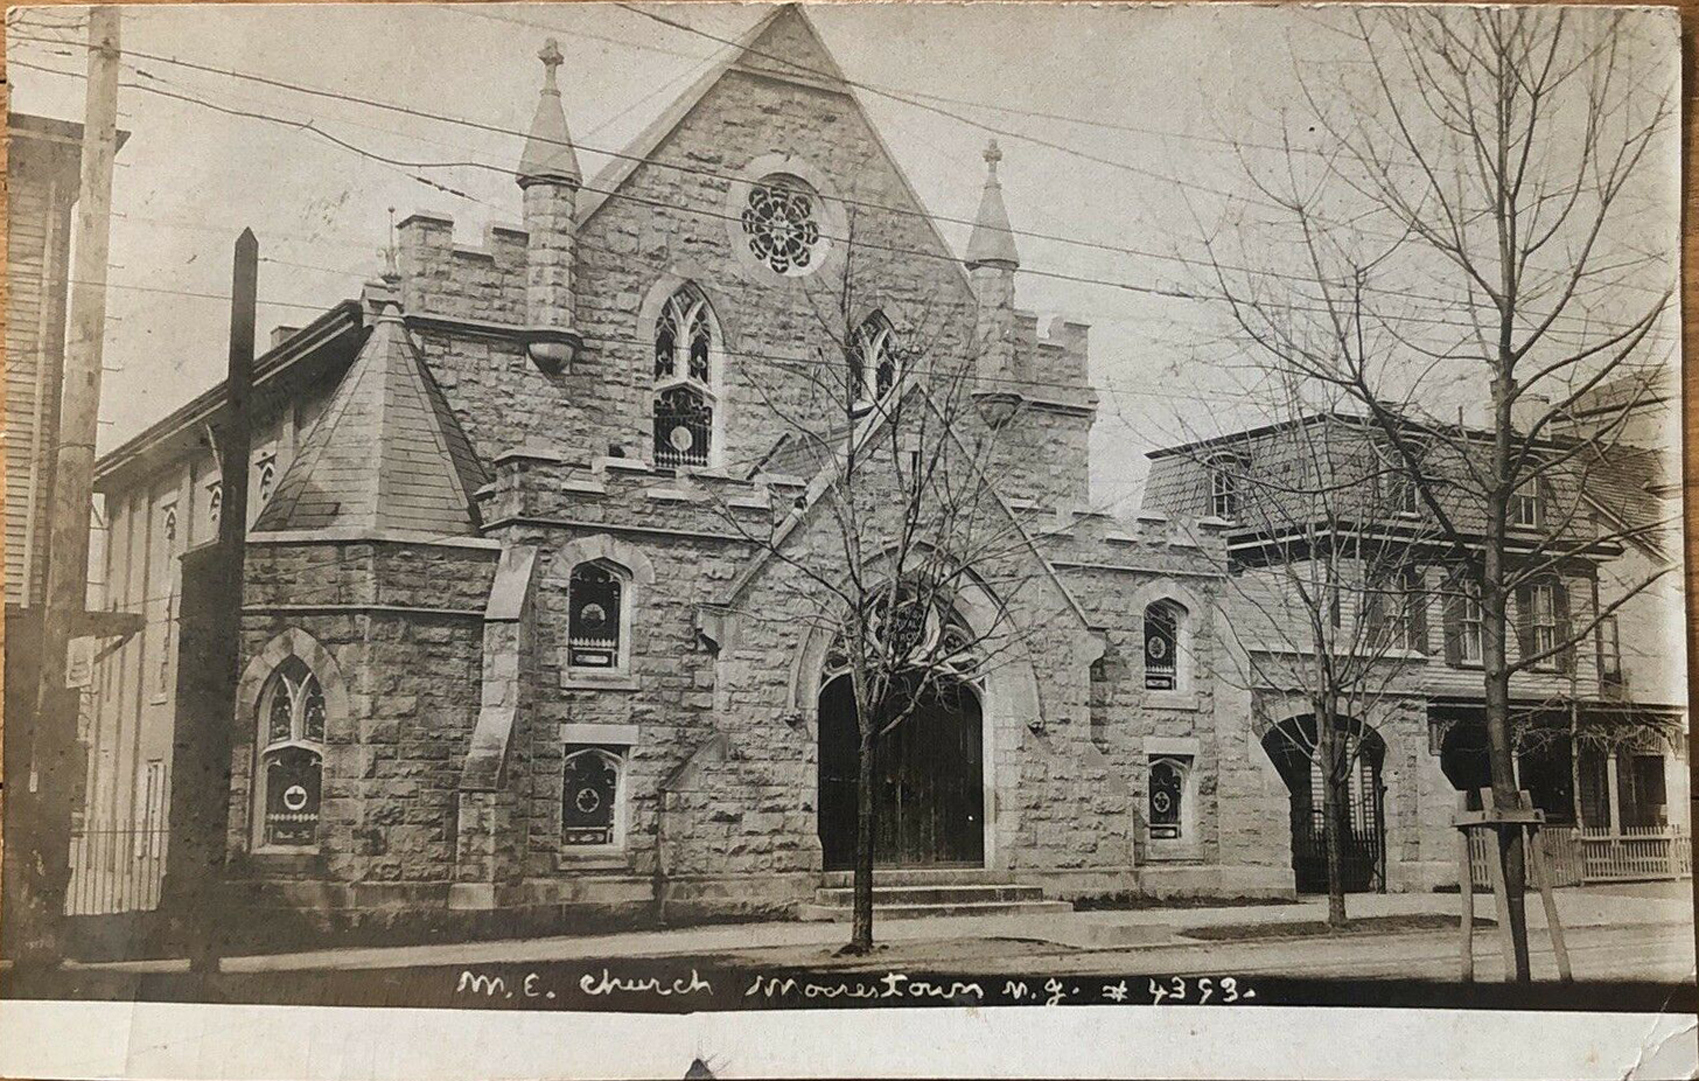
top-left (1149, 759), bottom-right (1184, 839)
top-left (652, 287), bottom-right (717, 467)
top-left (208, 483), bottom-right (222, 530)
top-left (257, 460), bottom-right (276, 504)
top-left (257, 655), bottom-right (326, 848)
top-left (1144, 602), bottom-right (1180, 690)
top-left (562, 747), bottom-right (621, 846)
top-left (654, 386), bottom-right (712, 469)
top-left (741, 176), bottom-right (823, 276)
top-left (568, 562), bottom-right (624, 669)
top-left (849, 317), bottom-right (897, 406)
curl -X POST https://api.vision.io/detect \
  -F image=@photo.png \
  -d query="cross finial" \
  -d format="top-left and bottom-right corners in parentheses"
top-left (539, 38), bottom-right (564, 91)
top-left (983, 139), bottom-right (1002, 173)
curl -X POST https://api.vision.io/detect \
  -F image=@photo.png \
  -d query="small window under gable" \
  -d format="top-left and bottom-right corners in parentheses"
top-left (567, 560), bottom-right (628, 672)
top-left (652, 285), bottom-right (719, 469)
top-left (848, 313), bottom-right (898, 410)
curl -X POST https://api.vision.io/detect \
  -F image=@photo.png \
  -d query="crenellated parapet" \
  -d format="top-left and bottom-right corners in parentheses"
top-left (395, 212), bottom-right (529, 325)
top-left (475, 443), bottom-right (802, 544)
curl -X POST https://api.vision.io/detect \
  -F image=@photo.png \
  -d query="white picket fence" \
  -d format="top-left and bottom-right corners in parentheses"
top-left (1575, 825), bottom-right (1691, 882)
top-left (1468, 824), bottom-right (1690, 889)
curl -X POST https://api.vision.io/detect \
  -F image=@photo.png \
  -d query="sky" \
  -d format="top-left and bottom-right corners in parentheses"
top-left (7, 3), bottom-right (1682, 517)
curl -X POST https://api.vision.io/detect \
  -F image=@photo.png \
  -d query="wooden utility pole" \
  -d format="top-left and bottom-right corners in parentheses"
top-left (158, 229), bottom-right (256, 968)
top-left (13, 5), bottom-right (122, 965)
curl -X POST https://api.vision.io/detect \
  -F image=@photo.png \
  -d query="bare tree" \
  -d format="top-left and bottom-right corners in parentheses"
top-left (1170, 378), bottom-right (1441, 927)
top-left (1193, 7), bottom-right (1677, 978)
top-left (703, 219), bottom-right (1059, 953)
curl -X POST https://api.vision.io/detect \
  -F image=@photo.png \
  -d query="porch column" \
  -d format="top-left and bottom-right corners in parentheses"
top-left (1604, 753), bottom-right (1622, 834)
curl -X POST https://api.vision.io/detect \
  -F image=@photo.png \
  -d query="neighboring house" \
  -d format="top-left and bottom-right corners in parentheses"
top-left (3, 114), bottom-right (140, 915)
top-left (1143, 410), bottom-right (1688, 893)
top-left (86, 7), bottom-right (1284, 936)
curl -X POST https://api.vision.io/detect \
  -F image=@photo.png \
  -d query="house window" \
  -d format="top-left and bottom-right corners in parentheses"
top-left (1599, 615), bottom-right (1622, 684)
top-left (1371, 565), bottom-right (1427, 653)
top-left (1143, 600), bottom-right (1186, 690)
top-left (848, 314), bottom-right (898, 408)
top-left (1517, 577), bottom-right (1568, 672)
top-left (1453, 583), bottom-right (1483, 665)
top-left (562, 745), bottom-right (625, 848)
top-left (1374, 443), bottom-right (1418, 515)
top-left (1148, 757), bottom-right (1189, 840)
top-left (567, 561), bottom-right (627, 671)
top-left (1511, 479), bottom-right (1542, 528)
top-left (740, 174), bottom-right (824, 277)
top-left (255, 656), bottom-right (326, 849)
top-left (652, 286), bottom-right (718, 468)
top-left (1208, 456), bottom-right (1243, 519)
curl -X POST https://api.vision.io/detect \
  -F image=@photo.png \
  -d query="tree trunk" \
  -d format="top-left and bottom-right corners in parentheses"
top-left (1484, 376), bottom-right (1533, 982)
top-left (848, 726), bottom-right (878, 953)
top-left (1318, 699), bottom-right (1349, 929)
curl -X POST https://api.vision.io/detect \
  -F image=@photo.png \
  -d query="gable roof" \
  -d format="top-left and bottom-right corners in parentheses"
top-left (574, 5), bottom-right (973, 292)
top-left (718, 381), bottom-right (1098, 637)
top-left (253, 297), bottom-right (487, 536)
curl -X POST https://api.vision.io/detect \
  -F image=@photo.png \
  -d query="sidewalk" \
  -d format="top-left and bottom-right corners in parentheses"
top-left (65, 882), bottom-right (1691, 975)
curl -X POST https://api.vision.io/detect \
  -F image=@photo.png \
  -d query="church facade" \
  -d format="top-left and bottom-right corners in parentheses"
top-left (85, 6), bottom-right (1643, 936)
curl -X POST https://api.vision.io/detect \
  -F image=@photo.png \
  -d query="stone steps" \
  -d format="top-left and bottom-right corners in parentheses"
top-left (816, 868), bottom-right (1016, 889)
top-left (797, 874), bottom-right (1072, 922)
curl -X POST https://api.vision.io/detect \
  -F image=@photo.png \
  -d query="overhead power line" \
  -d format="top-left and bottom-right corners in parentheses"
top-left (15, 47), bottom-right (1673, 344)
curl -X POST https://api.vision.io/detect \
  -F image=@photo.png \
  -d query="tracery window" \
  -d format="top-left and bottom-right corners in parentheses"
top-left (562, 746), bottom-right (624, 848)
top-left (255, 656), bottom-right (326, 848)
top-left (1148, 757), bottom-right (1188, 840)
top-left (567, 561), bottom-right (628, 672)
top-left (848, 314), bottom-right (898, 408)
top-left (740, 175), bottom-right (824, 277)
top-left (162, 505), bottom-right (178, 546)
top-left (652, 286), bottom-right (718, 468)
top-left (207, 481), bottom-right (223, 532)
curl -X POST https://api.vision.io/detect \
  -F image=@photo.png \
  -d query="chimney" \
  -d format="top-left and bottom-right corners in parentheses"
top-left (517, 38), bottom-right (581, 373)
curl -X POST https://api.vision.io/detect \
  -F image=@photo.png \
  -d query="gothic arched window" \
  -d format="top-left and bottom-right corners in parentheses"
top-left (848, 314), bottom-right (898, 410)
top-left (567, 560), bottom-right (629, 673)
top-left (255, 656), bottom-right (326, 848)
top-left (562, 746), bottom-right (625, 849)
top-left (207, 481), bottom-right (223, 532)
top-left (1143, 600), bottom-right (1189, 691)
top-left (652, 286), bottom-right (719, 468)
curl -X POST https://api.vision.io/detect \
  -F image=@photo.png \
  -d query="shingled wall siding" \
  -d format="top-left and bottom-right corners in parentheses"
top-left (229, 541), bottom-right (495, 915)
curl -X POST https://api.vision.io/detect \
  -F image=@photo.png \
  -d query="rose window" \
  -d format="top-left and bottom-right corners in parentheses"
top-left (741, 176), bottom-right (823, 276)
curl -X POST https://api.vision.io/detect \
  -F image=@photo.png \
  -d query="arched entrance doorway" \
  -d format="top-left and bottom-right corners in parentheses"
top-left (817, 672), bottom-right (985, 870)
top-left (1261, 715), bottom-right (1387, 894)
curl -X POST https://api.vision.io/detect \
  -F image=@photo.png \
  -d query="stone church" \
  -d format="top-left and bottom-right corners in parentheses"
top-left (84, 5), bottom-right (1520, 933)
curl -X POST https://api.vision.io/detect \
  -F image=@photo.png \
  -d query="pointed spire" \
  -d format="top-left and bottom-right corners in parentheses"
top-left (965, 140), bottom-right (1019, 270)
top-left (517, 38), bottom-right (581, 187)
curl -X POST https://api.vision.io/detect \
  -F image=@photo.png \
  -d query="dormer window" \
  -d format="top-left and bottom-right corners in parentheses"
top-left (652, 285), bottom-right (720, 469)
top-left (1207, 455), bottom-right (1245, 520)
top-left (1511, 478), bottom-right (1544, 528)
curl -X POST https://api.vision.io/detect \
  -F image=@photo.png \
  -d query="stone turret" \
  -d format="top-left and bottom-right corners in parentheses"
top-left (517, 38), bottom-right (582, 373)
top-left (965, 140), bottom-right (1022, 428)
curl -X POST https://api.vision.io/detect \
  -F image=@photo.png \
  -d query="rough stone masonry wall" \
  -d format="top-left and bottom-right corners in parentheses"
top-left (229, 540), bottom-right (495, 919)
top-left (571, 65), bottom-right (983, 478)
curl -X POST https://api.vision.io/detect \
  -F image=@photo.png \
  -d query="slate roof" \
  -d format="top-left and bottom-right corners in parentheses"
top-left (254, 299), bottom-right (487, 536)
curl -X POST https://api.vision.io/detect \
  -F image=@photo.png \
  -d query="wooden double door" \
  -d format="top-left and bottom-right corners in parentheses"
top-left (817, 674), bottom-right (985, 871)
